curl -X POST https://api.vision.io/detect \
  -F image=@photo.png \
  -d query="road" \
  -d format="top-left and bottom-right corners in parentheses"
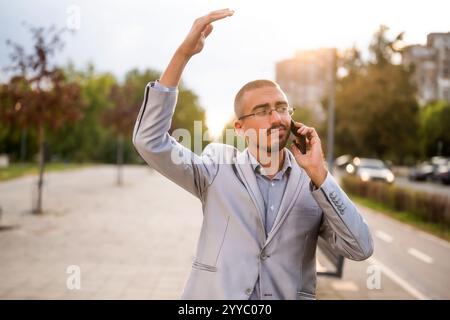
top-left (348, 204), bottom-right (450, 299)
top-left (0, 165), bottom-right (449, 299)
top-left (394, 176), bottom-right (450, 198)
top-left (327, 168), bottom-right (450, 299)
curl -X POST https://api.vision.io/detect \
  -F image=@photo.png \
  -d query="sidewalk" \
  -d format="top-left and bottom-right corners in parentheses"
top-left (0, 165), bottom-right (414, 299)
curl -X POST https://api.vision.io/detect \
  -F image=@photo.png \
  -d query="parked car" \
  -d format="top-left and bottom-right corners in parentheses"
top-left (408, 161), bottom-right (434, 181)
top-left (346, 157), bottom-right (395, 184)
top-left (334, 154), bottom-right (353, 170)
top-left (434, 163), bottom-right (450, 185)
top-left (409, 156), bottom-right (450, 183)
top-left (430, 157), bottom-right (450, 182)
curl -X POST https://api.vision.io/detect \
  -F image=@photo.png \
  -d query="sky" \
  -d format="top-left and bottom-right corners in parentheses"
top-left (1, 0), bottom-right (449, 137)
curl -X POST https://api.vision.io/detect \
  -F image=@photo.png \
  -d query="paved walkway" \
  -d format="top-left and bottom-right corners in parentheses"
top-left (0, 165), bottom-right (415, 299)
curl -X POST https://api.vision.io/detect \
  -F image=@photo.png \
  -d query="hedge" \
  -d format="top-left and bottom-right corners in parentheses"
top-left (341, 175), bottom-right (450, 227)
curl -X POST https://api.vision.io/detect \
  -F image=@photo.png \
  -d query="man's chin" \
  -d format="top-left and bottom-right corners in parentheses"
top-left (263, 141), bottom-right (287, 153)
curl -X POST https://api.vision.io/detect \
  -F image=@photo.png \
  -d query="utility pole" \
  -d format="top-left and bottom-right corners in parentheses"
top-left (327, 48), bottom-right (337, 174)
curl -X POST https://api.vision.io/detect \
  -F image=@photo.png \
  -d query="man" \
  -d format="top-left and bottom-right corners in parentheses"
top-left (132, 8), bottom-right (373, 300)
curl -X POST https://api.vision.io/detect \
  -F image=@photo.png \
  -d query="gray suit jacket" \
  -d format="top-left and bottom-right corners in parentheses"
top-left (132, 82), bottom-right (374, 300)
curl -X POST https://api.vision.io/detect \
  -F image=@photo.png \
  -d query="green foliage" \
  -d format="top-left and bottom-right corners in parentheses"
top-left (0, 162), bottom-right (91, 181)
top-left (334, 64), bottom-right (420, 164)
top-left (341, 174), bottom-right (450, 236)
top-left (331, 25), bottom-right (420, 165)
top-left (48, 65), bottom-right (118, 162)
top-left (419, 101), bottom-right (450, 157)
top-left (1, 64), bottom-right (208, 164)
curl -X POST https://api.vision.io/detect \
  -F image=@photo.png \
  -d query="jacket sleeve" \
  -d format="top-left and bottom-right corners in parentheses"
top-left (132, 81), bottom-right (219, 201)
top-left (311, 172), bottom-right (374, 261)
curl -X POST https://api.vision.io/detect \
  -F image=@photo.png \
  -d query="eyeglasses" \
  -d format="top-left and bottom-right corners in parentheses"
top-left (238, 105), bottom-right (295, 120)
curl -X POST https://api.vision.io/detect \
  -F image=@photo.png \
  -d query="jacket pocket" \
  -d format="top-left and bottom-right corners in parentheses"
top-left (196, 215), bottom-right (230, 267)
top-left (297, 291), bottom-right (316, 300)
top-left (192, 261), bottom-right (218, 273)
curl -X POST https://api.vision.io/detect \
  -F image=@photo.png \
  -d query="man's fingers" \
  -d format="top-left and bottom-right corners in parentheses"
top-left (291, 143), bottom-right (308, 162)
top-left (206, 10), bottom-right (234, 23)
top-left (194, 9), bottom-right (234, 32)
top-left (297, 126), bottom-right (319, 139)
top-left (203, 24), bottom-right (213, 38)
top-left (209, 8), bottom-right (234, 15)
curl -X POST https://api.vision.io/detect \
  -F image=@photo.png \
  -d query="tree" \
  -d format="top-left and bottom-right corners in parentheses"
top-left (1, 25), bottom-right (85, 214)
top-left (369, 25), bottom-right (404, 67)
top-left (102, 83), bottom-right (137, 185)
top-left (332, 26), bottom-right (419, 164)
top-left (50, 64), bottom-right (118, 163)
top-left (124, 69), bottom-right (209, 152)
top-left (419, 101), bottom-right (450, 157)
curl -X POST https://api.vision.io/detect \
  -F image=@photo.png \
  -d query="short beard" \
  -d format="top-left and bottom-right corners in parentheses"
top-left (259, 126), bottom-right (288, 153)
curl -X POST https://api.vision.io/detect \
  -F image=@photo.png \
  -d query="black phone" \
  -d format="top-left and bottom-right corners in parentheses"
top-left (290, 119), bottom-right (307, 154)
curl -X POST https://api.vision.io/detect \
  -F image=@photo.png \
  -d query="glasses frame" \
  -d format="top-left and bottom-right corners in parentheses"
top-left (238, 105), bottom-right (296, 121)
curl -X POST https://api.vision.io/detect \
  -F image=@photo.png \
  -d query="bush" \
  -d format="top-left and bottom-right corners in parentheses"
top-left (341, 175), bottom-right (450, 227)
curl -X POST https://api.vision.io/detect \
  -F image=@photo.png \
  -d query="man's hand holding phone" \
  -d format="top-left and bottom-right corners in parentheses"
top-left (290, 120), bottom-right (328, 188)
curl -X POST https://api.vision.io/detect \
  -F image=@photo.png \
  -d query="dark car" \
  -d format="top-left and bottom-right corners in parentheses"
top-left (409, 157), bottom-right (450, 183)
top-left (434, 164), bottom-right (450, 185)
top-left (430, 157), bottom-right (450, 183)
top-left (408, 161), bottom-right (434, 181)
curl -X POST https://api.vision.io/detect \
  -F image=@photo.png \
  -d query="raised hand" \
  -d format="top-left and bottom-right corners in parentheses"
top-left (178, 8), bottom-right (234, 58)
top-left (159, 8), bottom-right (234, 87)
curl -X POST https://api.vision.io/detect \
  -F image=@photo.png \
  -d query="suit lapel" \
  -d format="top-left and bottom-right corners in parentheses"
top-left (235, 149), bottom-right (267, 241)
top-left (264, 149), bottom-right (305, 247)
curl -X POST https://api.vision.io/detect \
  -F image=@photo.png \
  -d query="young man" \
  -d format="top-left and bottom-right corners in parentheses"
top-left (132, 9), bottom-right (373, 300)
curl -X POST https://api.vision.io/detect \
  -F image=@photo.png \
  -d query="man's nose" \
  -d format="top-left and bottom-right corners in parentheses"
top-left (269, 109), bottom-right (282, 124)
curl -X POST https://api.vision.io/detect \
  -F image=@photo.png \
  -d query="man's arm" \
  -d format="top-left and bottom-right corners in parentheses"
top-left (312, 173), bottom-right (374, 261)
top-left (132, 9), bottom-right (234, 200)
top-left (290, 123), bottom-right (373, 260)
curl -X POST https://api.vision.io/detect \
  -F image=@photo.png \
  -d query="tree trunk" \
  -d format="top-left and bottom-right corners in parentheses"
top-left (33, 125), bottom-right (45, 214)
top-left (20, 128), bottom-right (27, 163)
top-left (116, 134), bottom-right (124, 186)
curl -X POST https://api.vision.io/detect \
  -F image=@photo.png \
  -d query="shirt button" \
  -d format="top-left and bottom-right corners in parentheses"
top-left (270, 205), bottom-right (274, 211)
top-left (271, 182), bottom-right (275, 187)
top-left (245, 288), bottom-right (253, 295)
top-left (260, 253), bottom-right (268, 260)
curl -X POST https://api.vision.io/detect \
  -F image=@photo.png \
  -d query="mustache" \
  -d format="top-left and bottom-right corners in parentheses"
top-left (267, 125), bottom-right (287, 135)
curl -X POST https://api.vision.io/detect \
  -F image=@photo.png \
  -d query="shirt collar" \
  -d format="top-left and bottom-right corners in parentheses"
top-left (248, 149), bottom-right (292, 179)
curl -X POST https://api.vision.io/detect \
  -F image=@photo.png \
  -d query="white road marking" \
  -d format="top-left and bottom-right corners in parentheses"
top-left (359, 205), bottom-right (450, 250)
top-left (375, 230), bottom-right (393, 243)
top-left (367, 257), bottom-right (430, 300)
top-left (407, 248), bottom-right (434, 264)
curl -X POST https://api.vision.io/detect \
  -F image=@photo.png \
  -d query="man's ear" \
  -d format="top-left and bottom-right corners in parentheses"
top-left (234, 120), bottom-right (244, 136)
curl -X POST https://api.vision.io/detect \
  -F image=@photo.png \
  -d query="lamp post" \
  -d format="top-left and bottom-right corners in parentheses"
top-left (326, 48), bottom-right (337, 174)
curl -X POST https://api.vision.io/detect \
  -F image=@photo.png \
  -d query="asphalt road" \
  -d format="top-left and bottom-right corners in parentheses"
top-left (355, 204), bottom-right (450, 299)
top-left (394, 176), bottom-right (450, 198)
top-left (331, 168), bottom-right (450, 299)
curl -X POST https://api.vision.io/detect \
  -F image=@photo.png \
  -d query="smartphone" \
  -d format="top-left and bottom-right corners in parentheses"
top-left (290, 119), bottom-right (307, 154)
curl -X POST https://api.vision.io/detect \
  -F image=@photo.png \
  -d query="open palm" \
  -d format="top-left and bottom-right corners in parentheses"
top-left (178, 9), bottom-right (234, 57)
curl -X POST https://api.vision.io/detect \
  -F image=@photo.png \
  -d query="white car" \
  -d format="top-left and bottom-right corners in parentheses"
top-left (346, 157), bottom-right (395, 183)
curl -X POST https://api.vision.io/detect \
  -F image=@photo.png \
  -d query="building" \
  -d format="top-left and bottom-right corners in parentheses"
top-left (401, 32), bottom-right (450, 105)
top-left (275, 48), bottom-right (336, 122)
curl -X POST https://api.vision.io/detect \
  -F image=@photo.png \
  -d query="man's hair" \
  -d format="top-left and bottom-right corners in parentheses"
top-left (234, 79), bottom-right (280, 118)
